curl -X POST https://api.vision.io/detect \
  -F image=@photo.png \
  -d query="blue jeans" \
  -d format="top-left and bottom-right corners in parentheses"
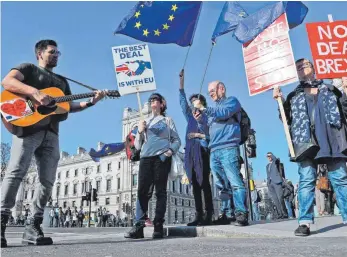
top-left (285, 199), bottom-right (294, 218)
top-left (298, 159), bottom-right (347, 224)
top-left (210, 147), bottom-right (247, 214)
top-left (252, 202), bottom-right (260, 221)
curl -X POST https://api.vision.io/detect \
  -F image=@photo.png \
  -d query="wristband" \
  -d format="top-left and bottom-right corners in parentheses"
top-left (86, 100), bottom-right (95, 107)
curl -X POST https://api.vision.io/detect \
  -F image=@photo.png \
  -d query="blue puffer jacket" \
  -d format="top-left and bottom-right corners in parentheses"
top-left (200, 96), bottom-right (242, 152)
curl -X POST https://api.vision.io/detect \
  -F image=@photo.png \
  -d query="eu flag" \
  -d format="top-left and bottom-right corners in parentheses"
top-left (89, 143), bottom-right (125, 162)
top-left (115, 1), bottom-right (202, 47)
top-left (234, 1), bottom-right (308, 43)
top-left (211, 1), bottom-right (248, 43)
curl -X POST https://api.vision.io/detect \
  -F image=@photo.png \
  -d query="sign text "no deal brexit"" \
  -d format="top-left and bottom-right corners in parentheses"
top-left (306, 20), bottom-right (347, 79)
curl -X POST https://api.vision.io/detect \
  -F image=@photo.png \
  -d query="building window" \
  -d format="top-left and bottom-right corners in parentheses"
top-left (132, 174), bottom-right (138, 187)
top-left (64, 185), bottom-right (69, 196)
top-left (174, 198), bottom-right (177, 205)
top-left (73, 184), bottom-right (77, 195)
top-left (108, 163), bottom-right (112, 171)
top-left (186, 185), bottom-right (189, 195)
top-left (33, 176), bottom-right (36, 184)
top-left (116, 197), bottom-right (120, 204)
top-left (74, 169), bottom-right (78, 177)
top-left (97, 165), bottom-right (100, 173)
top-left (182, 199), bottom-right (184, 206)
top-left (182, 211), bottom-right (185, 223)
top-left (81, 183), bottom-right (85, 194)
top-left (57, 172), bottom-right (61, 179)
top-left (96, 181), bottom-right (101, 191)
top-left (31, 190), bottom-right (35, 199)
top-left (86, 167), bottom-right (92, 175)
top-left (188, 200), bottom-right (191, 207)
top-left (132, 194), bottom-right (136, 203)
top-left (179, 183), bottom-right (183, 194)
top-left (56, 186), bottom-right (60, 197)
top-left (24, 191), bottom-right (28, 199)
top-left (172, 181), bottom-right (175, 193)
top-left (106, 179), bottom-right (112, 192)
top-left (105, 198), bottom-right (110, 205)
top-left (72, 201), bottom-right (75, 207)
top-left (63, 201), bottom-right (67, 208)
top-left (118, 161), bottom-right (121, 170)
top-left (117, 178), bottom-right (120, 189)
top-left (86, 200), bottom-right (89, 207)
top-left (66, 170), bottom-right (69, 178)
top-left (175, 210), bottom-right (178, 220)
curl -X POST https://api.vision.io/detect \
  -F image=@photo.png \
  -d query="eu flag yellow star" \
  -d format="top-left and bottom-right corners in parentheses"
top-left (134, 21), bottom-right (141, 29)
top-left (171, 4), bottom-right (178, 12)
top-left (168, 15), bottom-right (175, 21)
top-left (134, 11), bottom-right (141, 18)
top-left (143, 29), bottom-right (150, 36)
top-left (154, 29), bottom-right (161, 36)
top-left (163, 23), bottom-right (170, 30)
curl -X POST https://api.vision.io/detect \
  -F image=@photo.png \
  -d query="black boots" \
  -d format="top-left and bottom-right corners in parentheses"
top-left (22, 217), bottom-right (53, 245)
top-left (152, 222), bottom-right (164, 239)
top-left (187, 213), bottom-right (203, 226)
top-left (1, 214), bottom-right (8, 248)
top-left (234, 212), bottom-right (249, 227)
top-left (202, 212), bottom-right (213, 226)
top-left (124, 221), bottom-right (145, 239)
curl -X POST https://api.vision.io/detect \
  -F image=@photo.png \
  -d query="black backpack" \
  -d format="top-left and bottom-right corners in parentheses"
top-left (235, 108), bottom-right (251, 145)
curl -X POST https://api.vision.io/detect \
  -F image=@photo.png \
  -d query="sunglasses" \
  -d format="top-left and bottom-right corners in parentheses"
top-left (149, 97), bottom-right (161, 103)
top-left (47, 49), bottom-right (61, 56)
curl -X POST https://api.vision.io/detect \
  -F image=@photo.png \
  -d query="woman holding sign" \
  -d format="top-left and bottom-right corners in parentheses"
top-left (124, 93), bottom-right (181, 239)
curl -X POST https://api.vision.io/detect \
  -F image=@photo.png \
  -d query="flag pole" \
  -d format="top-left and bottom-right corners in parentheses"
top-left (182, 45), bottom-right (192, 70)
top-left (198, 44), bottom-right (215, 97)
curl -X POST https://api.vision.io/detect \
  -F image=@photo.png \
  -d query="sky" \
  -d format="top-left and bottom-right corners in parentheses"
top-left (1, 1), bottom-right (347, 184)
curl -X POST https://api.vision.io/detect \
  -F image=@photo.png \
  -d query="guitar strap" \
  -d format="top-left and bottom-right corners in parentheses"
top-left (38, 66), bottom-right (97, 91)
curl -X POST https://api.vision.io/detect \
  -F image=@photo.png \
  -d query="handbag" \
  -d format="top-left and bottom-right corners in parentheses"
top-left (317, 176), bottom-right (330, 192)
top-left (165, 117), bottom-right (185, 181)
top-left (292, 105), bottom-right (320, 162)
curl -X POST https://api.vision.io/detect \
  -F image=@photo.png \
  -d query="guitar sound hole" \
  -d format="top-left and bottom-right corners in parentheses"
top-left (37, 105), bottom-right (58, 115)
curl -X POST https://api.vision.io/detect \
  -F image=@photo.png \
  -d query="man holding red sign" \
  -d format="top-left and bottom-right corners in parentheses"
top-left (273, 58), bottom-right (347, 236)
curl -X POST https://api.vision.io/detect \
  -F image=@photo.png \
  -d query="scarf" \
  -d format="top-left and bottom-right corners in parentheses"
top-left (291, 80), bottom-right (342, 144)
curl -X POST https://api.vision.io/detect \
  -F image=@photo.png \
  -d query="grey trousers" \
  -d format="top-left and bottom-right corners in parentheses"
top-left (268, 182), bottom-right (288, 218)
top-left (1, 130), bottom-right (60, 218)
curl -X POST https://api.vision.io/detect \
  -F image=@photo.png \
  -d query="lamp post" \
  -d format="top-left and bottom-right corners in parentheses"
top-left (56, 182), bottom-right (61, 207)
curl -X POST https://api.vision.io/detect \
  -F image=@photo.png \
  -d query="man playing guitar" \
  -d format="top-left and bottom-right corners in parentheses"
top-left (0, 39), bottom-right (106, 247)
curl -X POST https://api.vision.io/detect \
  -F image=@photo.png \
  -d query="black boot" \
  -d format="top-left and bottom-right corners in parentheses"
top-left (187, 213), bottom-right (203, 226)
top-left (1, 214), bottom-right (9, 248)
top-left (152, 222), bottom-right (164, 239)
top-left (201, 212), bottom-right (213, 226)
top-left (124, 222), bottom-right (145, 239)
top-left (22, 217), bottom-right (53, 245)
top-left (234, 212), bottom-right (249, 227)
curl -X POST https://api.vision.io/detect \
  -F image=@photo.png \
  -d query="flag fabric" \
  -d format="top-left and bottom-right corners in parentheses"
top-left (234, 1), bottom-right (308, 43)
top-left (115, 1), bottom-right (202, 47)
top-left (211, 1), bottom-right (249, 43)
top-left (89, 143), bottom-right (125, 162)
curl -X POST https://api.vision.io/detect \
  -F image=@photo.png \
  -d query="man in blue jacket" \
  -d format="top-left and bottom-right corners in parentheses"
top-left (193, 81), bottom-right (248, 226)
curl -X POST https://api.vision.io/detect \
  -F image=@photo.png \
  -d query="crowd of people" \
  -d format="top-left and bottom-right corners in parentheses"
top-left (1, 39), bottom-right (347, 248)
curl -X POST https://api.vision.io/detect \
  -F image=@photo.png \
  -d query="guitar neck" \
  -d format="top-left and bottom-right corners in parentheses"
top-left (54, 92), bottom-right (96, 103)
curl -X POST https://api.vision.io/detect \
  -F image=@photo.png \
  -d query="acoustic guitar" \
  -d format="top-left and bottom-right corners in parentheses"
top-left (0, 87), bottom-right (120, 134)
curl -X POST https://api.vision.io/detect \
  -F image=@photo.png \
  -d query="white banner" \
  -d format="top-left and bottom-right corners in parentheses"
top-left (112, 43), bottom-right (156, 96)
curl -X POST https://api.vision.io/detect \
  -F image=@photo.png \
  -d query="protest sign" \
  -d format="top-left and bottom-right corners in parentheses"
top-left (306, 20), bottom-right (347, 79)
top-left (242, 13), bottom-right (298, 96)
top-left (112, 43), bottom-right (156, 96)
